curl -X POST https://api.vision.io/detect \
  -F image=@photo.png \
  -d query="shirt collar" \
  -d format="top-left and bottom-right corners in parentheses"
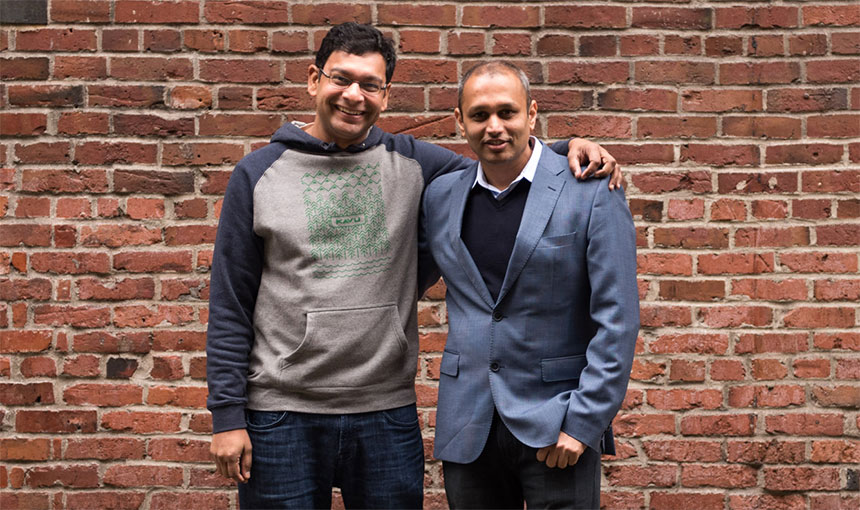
top-left (472, 137), bottom-right (542, 199)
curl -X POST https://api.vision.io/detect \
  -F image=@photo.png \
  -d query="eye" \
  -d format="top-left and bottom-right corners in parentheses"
top-left (360, 82), bottom-right (381, 93)
top-left (331, 75), bottom-right (353, 87)
top-left (499, 109), bottom-right (516, 119)
top-left (471, 112), bottom-right (488, 121)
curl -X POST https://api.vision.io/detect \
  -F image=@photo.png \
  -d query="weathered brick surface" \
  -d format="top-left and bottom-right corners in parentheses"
top-left (0, 1), bottom-right (857, 508)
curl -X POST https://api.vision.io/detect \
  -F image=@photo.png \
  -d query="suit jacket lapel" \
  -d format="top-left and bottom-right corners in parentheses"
top-left (495, 149), bottom-right (565, 305)
top-left (449, 165), bottom-right (495, 308)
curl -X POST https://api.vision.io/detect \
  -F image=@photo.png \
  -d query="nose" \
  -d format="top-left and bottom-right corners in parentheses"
top-left (342, 81), bottom-right (364, 101)
top-left (486, 114), bottom-right (504, 135)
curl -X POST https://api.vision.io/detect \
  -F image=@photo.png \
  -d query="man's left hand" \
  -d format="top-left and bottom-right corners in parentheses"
top-left (567, 138), bottom-right (622, 190)
top-left (536, 431), bottom-right (586, 469)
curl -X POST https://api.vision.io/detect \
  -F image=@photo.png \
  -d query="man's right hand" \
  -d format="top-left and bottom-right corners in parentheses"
top-left (211, 428), bottom-right (252, 483)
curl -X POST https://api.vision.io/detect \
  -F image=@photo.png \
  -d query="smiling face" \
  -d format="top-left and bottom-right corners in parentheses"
top-left (454, 69), bottom-right (537, 178)
top-left (306, 50), bottom-right (390, 148)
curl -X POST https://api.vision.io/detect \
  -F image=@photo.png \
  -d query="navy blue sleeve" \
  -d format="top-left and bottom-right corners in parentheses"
top-left (205, 148), bottom-right (275, 433)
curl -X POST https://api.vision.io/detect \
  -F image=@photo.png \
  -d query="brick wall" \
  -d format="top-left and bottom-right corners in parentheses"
top-left (1, 1), bottom-right (858, 509)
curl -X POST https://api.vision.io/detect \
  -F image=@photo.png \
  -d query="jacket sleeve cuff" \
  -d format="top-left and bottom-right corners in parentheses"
top-left (210, 404), bottom-right (246, 434)
top-left (561, 417), bottom-right (604, 454)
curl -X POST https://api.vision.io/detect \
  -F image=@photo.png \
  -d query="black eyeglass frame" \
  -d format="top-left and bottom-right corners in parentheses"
top-left (317, 67), bottom-right (388, 96)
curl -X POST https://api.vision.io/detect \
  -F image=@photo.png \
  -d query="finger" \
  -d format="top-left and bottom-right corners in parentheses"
top-left (557, 453), bottom-right (568, 469)
top-left (536, 447), bottom-right (549, 462)
top-left (611, 166), bottom-right (623, 190)
top-left (593, 158), bottom-right (614, 178)
top-left (580, 160), bottom-right (600, 180)
top-left (240, 447), bottom-right (253, 483)
top-left (226, 456), bottom-right (242, 482)
top-left (545, 448), bottom-right (560, 468)
top-left (570, 154), bottom-right (583, 179)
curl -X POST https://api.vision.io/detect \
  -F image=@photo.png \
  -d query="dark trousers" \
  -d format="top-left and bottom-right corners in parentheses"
top-left (238, 404), bottom-right (424, 509)
top-left (443, 413), bottom-right (601, 510)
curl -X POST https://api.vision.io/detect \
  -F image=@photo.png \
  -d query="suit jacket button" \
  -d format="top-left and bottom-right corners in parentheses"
top-left (490, 362), bottom-right (500, 372)
top-left (492, 311), bottom-right (503, 322)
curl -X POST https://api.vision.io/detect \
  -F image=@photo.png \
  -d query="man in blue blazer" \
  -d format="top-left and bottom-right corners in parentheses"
top-left (418, 62), bottom-right (639, 509)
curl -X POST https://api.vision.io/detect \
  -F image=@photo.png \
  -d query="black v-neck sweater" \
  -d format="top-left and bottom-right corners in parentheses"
top-left (461, 180), bottom-right (531, 302)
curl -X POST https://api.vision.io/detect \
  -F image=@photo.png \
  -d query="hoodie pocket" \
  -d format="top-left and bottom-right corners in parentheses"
top-left (279, 303), bottom-right (409, 391)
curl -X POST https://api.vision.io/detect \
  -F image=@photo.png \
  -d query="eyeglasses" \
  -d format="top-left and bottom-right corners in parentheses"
top-left (318, 68), bottom-right (387, 96)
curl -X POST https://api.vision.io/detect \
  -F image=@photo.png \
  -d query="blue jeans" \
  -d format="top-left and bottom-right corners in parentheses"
top-left (238, 404), bottom-right (424, 509)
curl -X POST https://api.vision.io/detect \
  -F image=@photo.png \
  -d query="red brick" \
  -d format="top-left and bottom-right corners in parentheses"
top-left (710, 359), bottom-right (746, 381)
top-left (8, 85), bottom-right (84, 107)
top-left (706, 35), bottom-right (743, 57)
top-left (718, 172), bottom-right (798, 194)
top-left (779, 252), bottom-right (857, 273)
top-left (734, 226), bottom-right (809, 248)
top-left (810, 495), bottom-right (860, 510)
top-left (0, 382), bottom-right (54, 405)
top-left (838, 198), bottom-right (859, 218)
top-left (654, 227), bottom-right (728, 249)
top-left (811, 385), bottom-right (860, 408)
top-left (620, 35), bottom-right (659, 56)
top-left (52, 1), bottom-right (111, 22)
top-left (765, 413), bottom-right (844, 436)
top-left (16, 410), bottom-right (97, 433)
top-left (0, 492), bottom-right (51, 510)
top-left (1, 57), bottom-right (49, 80)
top-left (101, 411), bottom-right (182, 433)
top-left (151, 356), bottom-right (185, 380)
top-left (727, 440), bottom-right (806, 464)
top-left (13, 197), bottom-right (51, 217)
top-left (659, 280), bottom-right (724, 301)
top-left (399, 30), bottom-right (440, 54)
top-left (640, 305), bottom-right (693, 328)
top-left (63, 383), bottom-right (142, 406)
top-left (549, 62), bottom-right (628, 84)
top-left (272, 31), bottom-right (307, 53)
top-left (783, 307), bottom-right (855, 328)
top-left (808, 114), bottom-right (860, 138)
top-left (0, 331), bottom-right (53, 353)
top-left (643, 440), bottom-right (722, 462)
top-left (664, 35), bottom-right (702, 55)
top-left (80, 224), bottom-right (162, 248)
top-left (833, 32), bottom-right (860, 54)
top-left (723, 116), bottom-right (801, 139)
top-left (77, 278), bottom-right (155, 301)
top-left (0, 439), bottom-right (51, 461)
top-left (492, 33), bottom-right (531, 56)
top-left (700, 306), bottom-right (773, 328)
top-left (0, 278), bottom-right (51, 300)
top-left (683, 90), bottom-right (763, 112)
top-left (682, 144), bottom-right (760, 167)
top-left (16, 28), bottom-right (96, 51)
top-left (65, 492), bottom-right (146, 510)
top-left (682, 465), bottom-right (757, 488)
top-left (751, 199), bottom-right (788, 219)
top-left (0, 225), bottom-right (51, 247)
top-left (141, 29), bottom-right (181, 53)
top-left (20, 356), bottom-right (57, 377)
top-left (804, 5), bottom-right (860, 26)
top-left (651, 493), bottom-right (724, 510)
top-left (114, 251), bottom-right (193, 273)
top-left (150, 492), bottom-right (232, 510)
top-left (633, 8), bottom-right (712, 29)
top-left (147, 385), bottom-right (207, 407)
top-left (544, 6), bottom-right (626, 29)
top-left (126, 198), bottom-right (165, 219)
top-left (767, 88), bottom-right (848, 112)
top-left (25, 465), bottom-right (99, 489)
top-left (635, 61), bottom-right (714, 85)
top-left (729, 385), bottom-right (805, 407)
top-left (62, 355), bottom-right (101, 377)
top-left (648, 389), bottom-right (722, 411)
top-left (639, 117), bottom-right (716, 139)
top-left (681, 414), bottom-right (756, 436)
top-left (810, 440), bottom-right (860, 463)
top-left (670, 360), bottom-right (706, 382)
top-left (736, 333), bottom-right (808, 354)
top-left (115, 1), bottom-right (198, 23)
top-left (0, 113), bottom-right (47, 136)
top-left (637, 253), bottom-right (693, 276)
top-left (547, 115), bottom-right (631, 139)
top-left (110, 57), bottom-right (193, 81)
top-left (651, 333), bottom-right (728, 354)
top-left (598, 89), bottom-right (677, 112)
top-left (377, 4), bottom-right (456, 26)
top-left (716, 6), bottom-right (799, 29)
top-left (30, 252), bottom-right (110, 275)
top-left (53, 56), bottom-right (106, 80)
top-left (148, 438), bottom-right (210, 462)
top-left (461, 5), bottom-right (538, 28)
top-left (104, 465), bottom-right (183, 487)
top-left (292, 3), bottom-right (370, 25)
top-left (710, 199), bottom-right (746, 221)
top-left (200, 59), bottom-right (280, 83)
top-left (808, 60), bottom-right (860, 83)
top-left (605, 464), bottom-right (677, 487)
top-left (815, 279), bottom-right (860, 301)
top-left (199, 113), bottom-right (282, 136)
top-left (632, 171), bottom-right (713, 194)
top-left (764, 467), bottom-right (840, 491)
top-left (802, 170), bottom-right (860, 193)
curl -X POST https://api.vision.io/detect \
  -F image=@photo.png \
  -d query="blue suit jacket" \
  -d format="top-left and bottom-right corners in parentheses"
top-left (418, 143), bottom-right (639, 464)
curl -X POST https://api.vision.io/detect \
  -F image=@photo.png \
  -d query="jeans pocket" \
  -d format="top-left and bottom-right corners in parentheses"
top-left (381, 404), bottom-right (419, 428)
top-left (245, 410), bottom-right (289, 431)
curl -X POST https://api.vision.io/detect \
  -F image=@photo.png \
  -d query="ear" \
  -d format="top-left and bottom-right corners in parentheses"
top-left (527, 99), bottom-right (538, 132)
top-left (307, 64), bottom-right (320, 97)
top-left (454, 108), bottom-right (465, 137)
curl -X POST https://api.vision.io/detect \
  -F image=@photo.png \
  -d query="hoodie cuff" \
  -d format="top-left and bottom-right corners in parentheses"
top-left (210, 404), bottom-right (246, 434)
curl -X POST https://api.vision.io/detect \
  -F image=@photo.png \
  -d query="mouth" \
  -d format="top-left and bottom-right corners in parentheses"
top-left (335, 105), bottom-right (364, 117)
top-left (483, 139), bottom-right (510, 151)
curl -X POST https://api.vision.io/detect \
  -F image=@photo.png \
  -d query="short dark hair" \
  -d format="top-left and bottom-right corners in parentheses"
top-left (316, 23), bottom-right (397, 83)
top-left (458, 62), bottom-right (532, 111)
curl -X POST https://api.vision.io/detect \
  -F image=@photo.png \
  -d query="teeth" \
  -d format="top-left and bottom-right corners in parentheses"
top-left (336, 105), bottom-right (362, 115)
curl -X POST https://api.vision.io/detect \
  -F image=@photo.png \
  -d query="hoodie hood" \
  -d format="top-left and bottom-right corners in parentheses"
top-left (272, 121), bottom-right (385, 154)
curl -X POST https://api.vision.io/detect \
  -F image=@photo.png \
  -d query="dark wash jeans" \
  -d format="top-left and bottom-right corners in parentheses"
top-left (238, 404), bottom-right (424, 510)
top-left (443, 412), bottom-right (601, 510)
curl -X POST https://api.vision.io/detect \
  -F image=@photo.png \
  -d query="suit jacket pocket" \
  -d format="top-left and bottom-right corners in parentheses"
top-left (440, 350), bottom-right (460, 377)
top-left (536, 231), bottom-right (578, 249)
top-left (541, 354), bottom-right (587, 382)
